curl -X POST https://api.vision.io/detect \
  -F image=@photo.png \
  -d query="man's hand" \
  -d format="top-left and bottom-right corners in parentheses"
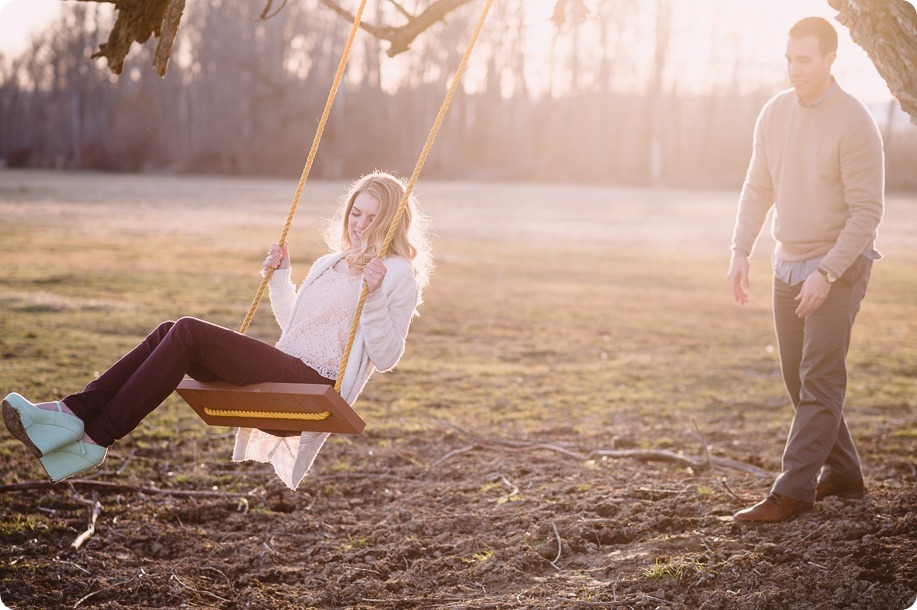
top-left (794, 271), bottom-right (831, 318)
top-left (727, 255), bottom-right (750, 305)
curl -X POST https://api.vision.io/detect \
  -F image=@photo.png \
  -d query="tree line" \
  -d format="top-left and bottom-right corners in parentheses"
top-left (0, 0), bottom-right (913, 188)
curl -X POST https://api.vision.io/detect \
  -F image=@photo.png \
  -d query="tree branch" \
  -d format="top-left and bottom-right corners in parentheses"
top-left (72, 497), bottom-right (102, 550)
top-left (436, 422), bottom-right (776, 478)
top-left (153, 0), bottom-right (185, 76)
top-left (69, 0), bottom-right (185, 76)
top-left (385, 0), bottom-right (415, 22)
top-left (317, 0), bottom-right (477, 56)
top-left (0, 479), bottom-right (252, 498)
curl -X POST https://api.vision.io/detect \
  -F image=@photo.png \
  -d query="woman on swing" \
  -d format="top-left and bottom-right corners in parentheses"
top-left (3, 171), bottom-right (433, 489)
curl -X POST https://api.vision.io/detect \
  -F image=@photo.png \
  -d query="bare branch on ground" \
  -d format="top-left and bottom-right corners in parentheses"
top-left (438, 421), bottom-right (775, 478)
top-left (0, 479), bottom-right (252, 498)
top-left (549, 521), bottom-right (562, 570)
top-left (71, 495), bottom-right (103, 550)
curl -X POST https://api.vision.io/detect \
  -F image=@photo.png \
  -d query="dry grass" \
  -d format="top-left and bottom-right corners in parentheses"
top-left (1, 169), bottom-right (914, 458)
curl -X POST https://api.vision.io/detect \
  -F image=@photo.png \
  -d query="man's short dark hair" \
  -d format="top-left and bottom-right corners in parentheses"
top-left (789, 17), bottom-right (839, 55)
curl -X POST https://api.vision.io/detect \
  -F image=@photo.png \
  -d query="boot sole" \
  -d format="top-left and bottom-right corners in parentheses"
top-left (2, 399), bottom-right (42, 458)
top-left (816, 490), bottom-right (866, 501)
top-left (39, 443), bottom-right (107, 483)
top-left (733, 510), bottom-right (811, 525)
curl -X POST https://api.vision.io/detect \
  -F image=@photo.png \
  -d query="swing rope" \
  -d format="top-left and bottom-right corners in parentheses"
top-left (238, 0), bottom-right (368, 336)
top-left (334, 0), bottom-right (493, 394)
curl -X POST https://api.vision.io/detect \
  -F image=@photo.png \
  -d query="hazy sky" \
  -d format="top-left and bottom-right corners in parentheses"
top-left (0, 0), bottom-right (60, 53)
top-left (0, 0), bottom-right (911, 104)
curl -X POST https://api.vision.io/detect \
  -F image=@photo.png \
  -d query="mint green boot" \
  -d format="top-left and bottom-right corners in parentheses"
top-left (2, 393), bottom-right (85, 457)
top-left (39, 440), bottom-right (108, 483)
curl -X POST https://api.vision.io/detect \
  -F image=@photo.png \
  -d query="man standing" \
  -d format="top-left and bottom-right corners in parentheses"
top-left (727, 16), bottom-right (884, 524)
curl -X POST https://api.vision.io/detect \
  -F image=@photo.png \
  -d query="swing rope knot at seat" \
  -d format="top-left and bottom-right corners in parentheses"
top-left (177, 0), bottom-right (494, 434)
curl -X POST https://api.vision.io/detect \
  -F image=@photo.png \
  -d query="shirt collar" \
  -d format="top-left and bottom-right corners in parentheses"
top-left (797, 78), bottom-right (838, 108)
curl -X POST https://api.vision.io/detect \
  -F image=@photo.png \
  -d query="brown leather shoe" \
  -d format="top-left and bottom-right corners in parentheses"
top-left (815, 479), bottom-right (866, 501)
top-left (733, 493), bottom-right (813, 524)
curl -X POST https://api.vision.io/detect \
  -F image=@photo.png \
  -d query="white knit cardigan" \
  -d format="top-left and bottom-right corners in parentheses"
top-left (232, 251), bottom-right (419, 489)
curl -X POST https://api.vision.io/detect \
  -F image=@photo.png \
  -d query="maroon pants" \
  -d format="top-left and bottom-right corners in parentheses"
top-left (62, 317), bottom-right (333, 446)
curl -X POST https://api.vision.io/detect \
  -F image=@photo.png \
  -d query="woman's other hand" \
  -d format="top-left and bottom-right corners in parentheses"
top-left (363, 257), bottom-right (386, 292)
top-left (263, 243), bottom-right (290, 272)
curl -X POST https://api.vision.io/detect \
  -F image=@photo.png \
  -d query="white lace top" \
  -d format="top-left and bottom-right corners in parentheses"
top-left (274, 264), bottom-right (362, 380)
top-left (234, 252), bottom-right (420, 490)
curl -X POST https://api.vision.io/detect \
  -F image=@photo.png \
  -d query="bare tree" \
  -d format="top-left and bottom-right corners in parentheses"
top-left (69, 1), bottom-right (589, 76)
top-left (9, 1), bottom-right (915, 184)
top-left (71, 0), bottom-right (481, 76)
top-left (65, 0), bottom-right (917, 131)
top-left (647, 0), bottom-right (670, 184)
top-left (69, 0), bottom-right (185, 76)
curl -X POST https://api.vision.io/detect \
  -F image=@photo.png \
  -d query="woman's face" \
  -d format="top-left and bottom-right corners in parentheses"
top-left (348, 191), bottom-right (381, 248)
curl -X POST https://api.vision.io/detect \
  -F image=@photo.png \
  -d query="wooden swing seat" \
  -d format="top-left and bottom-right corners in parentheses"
top-left (176, 379), bottom-right (365, 435)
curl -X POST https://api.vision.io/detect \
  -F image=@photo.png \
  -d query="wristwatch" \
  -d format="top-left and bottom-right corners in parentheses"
top-left (817, 267), bottom-right (838, 283)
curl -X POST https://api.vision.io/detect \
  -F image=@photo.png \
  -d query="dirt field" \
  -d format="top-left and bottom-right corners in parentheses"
top-left (0, 170), bottom-right (914, 609)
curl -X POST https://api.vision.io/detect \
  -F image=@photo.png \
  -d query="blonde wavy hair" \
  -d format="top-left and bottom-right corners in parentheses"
top-left (324, 171), bottom-right (434, 296)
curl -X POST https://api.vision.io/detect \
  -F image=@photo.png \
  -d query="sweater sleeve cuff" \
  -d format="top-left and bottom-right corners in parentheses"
top-left (365, 287), bottom-right (385, 304)
top-left (360, 288), bottom-right (386, 318)
top-left (267, 267), bottom-right (293, 290)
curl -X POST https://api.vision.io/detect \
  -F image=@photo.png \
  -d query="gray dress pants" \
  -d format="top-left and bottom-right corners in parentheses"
top-left (770, 255), bottom-right (873, 503)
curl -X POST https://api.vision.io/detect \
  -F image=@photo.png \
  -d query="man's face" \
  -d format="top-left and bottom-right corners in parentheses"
top-left (785, 35), bottom-right (835, 105)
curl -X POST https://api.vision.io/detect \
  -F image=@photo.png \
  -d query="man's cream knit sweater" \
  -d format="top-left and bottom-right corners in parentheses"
top-left (732, 82), bottom-right (884, 278)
